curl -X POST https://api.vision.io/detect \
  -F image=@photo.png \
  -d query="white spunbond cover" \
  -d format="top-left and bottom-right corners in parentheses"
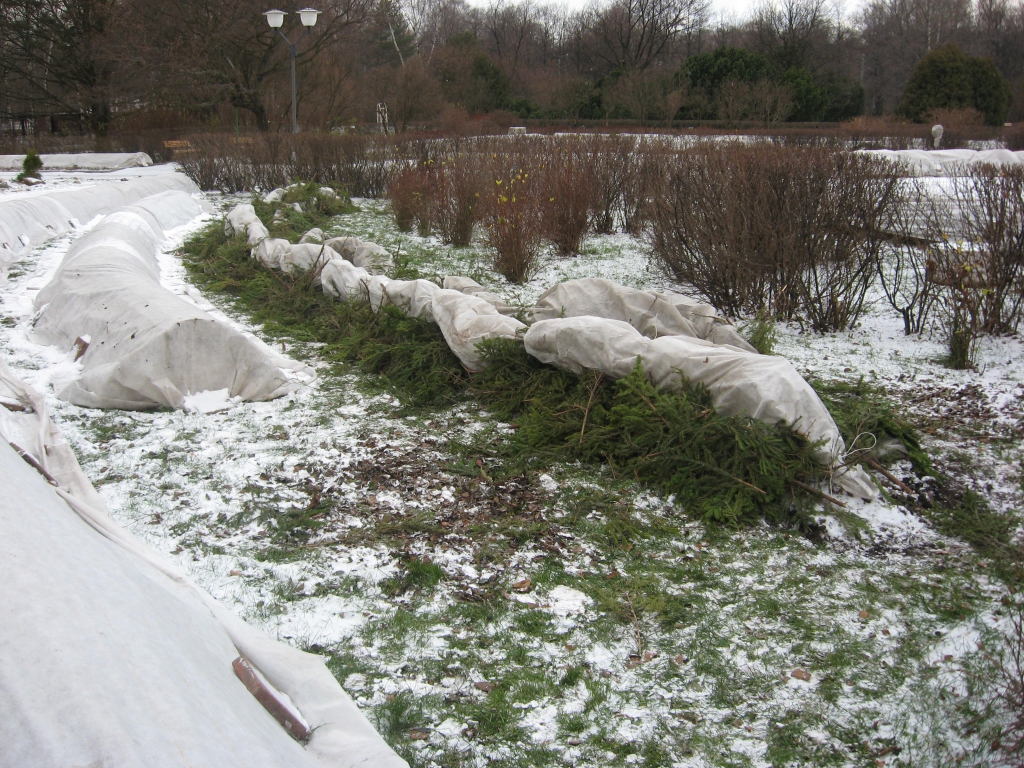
top-left (531, 278), bottom-right (757, 353)
top-left (0, 172), bottom-right (199, 279)
top-left (0, 359), bottom-right (406, 768)
top-left (861, 148), bottom-right (1024, 176)
top-left (321, 257), bottom-right (524, 371)
top-left (524, 317), bottom-right (875, 498)
top-left (443, 276), bottom-right (517, 316)
top-left (432, 290), bottom-right (526, 371)
top-left (0, 151), bottom-right (153, 171)
top-left (225, 203), bottom-right (270, 246)
top-left (33, 191), bottom-right (312, 410)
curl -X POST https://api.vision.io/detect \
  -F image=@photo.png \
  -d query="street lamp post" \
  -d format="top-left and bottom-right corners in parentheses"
top-left (263, 8), bottom-right (321, 133)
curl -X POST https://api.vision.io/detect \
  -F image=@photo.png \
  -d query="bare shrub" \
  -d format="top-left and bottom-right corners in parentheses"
top-left (995, 596), bottom-right (1024, 759)
top-left (928, 164), bottom-right (1024, 337)
top-left (483, 152), bottom-right (544, 283)
top-left (541, 138), bottom-right (597, 256)
top-left (875, 178), bottom-right (940, 335)
top-left (388, 165), bottom-right (427, 232)
top-left (430, 154), bottom-right (483, 247)
top-left (650, 142), bottom-right (904, 331)
top-left (588, 134), bottom-right (638, 234)
top-left (621, 137), bottom-right (669, 236)
top-left (177, 133), bottom-right (399, 196)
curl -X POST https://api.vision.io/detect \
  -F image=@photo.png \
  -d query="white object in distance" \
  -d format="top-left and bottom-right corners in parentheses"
top-left (263, 8), bottom-right (286, 27)
top-left (299, 7), bottom-right (321, 26)
top-left (932, 124), bottom-right (944, 149)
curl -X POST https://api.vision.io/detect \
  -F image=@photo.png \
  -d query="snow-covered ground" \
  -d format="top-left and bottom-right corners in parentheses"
top-left (2, 168), bottom-right (1021, 767)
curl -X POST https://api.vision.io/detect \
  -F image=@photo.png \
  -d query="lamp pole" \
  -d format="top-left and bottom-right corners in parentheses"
top-left (264, 8), bottom-right (321, 133)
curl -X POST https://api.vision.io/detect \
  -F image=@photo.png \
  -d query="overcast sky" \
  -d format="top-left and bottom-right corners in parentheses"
top-left (461, 0), bottom-right (865, 26)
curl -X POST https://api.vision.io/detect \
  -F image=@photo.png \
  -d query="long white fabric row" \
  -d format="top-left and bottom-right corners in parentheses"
top-left (0, 359), bottom-right (407, 768)
top-left (861, 148), bottom-right (1024, 176)
top-left (530, 278), bottom-right (758, 353)
top-left (33, 191), bottom-right (312, 410)
top-left (0, 172), bottom-right (198, 280)
top-left (0, 151), bottom-right (153, 171)
top-left (319, 257), bottom-right (525, 370)
top-left (524, 317), bottom-right (876, 498)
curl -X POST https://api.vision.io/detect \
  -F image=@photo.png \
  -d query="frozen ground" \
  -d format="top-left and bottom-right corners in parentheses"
top-left (1, 173), bottom-right (1022, 767)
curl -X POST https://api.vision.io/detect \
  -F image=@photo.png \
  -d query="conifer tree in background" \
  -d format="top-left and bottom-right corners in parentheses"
top-left (898, 44), bottom-right (1012, 126)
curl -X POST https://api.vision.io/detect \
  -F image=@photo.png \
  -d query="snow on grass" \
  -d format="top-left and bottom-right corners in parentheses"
top-left (1, 188), bottom-right (1020, 767)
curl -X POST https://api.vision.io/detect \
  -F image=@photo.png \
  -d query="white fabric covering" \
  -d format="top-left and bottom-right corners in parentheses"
top-left (32, 191), bottom-right (311, 410)
top-left (225, 203), bottom-right (269, 245)
top-left (300, 227), bottom-right (325, 243)
top-left (321, 258), bottom-right (373, 301)
top-left (323, 236), bottom-right (362, 260)
top-left (0, 172), bottom-right (199, 279)
top-left (253, 237), bottom-right (292, 270)
top-left (432, 290), bottom-right (526, 371)
top-left (0, 152), bottom-right (153, 171)
top-left (0, 359), bottom-right (407, 768)
top-left (351, 242), bottom-right (394, 273)
top-left (443, 276), bottom-right (517, 316)
top-left (524, 317), bottom-right (875, 498)
top-left (531, 278), bottom-right (757, 353)
top-left (860, 148), bottom-right (1024, 176)
top-left (279, 243), bottom-right (339, 279)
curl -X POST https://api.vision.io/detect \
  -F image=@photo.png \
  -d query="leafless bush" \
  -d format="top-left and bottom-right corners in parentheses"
top-left (430, 154), bottom-right (484, 247)
top-left (927, 164), bottom-right (1024, 337)
top-left (388, 164), bottom-right (427, 233)
top-left (541, 138), bottom-right (596, 256)
top-left (587, 134), bottom-right (639, 234)
top-left (875, 180), bottom-right (941, 336)
top-left (995, 597), bottom-right (1024, 760)
top-left (621, 137), bottom-right (670, 236)
top-left (178, 133), bottom-right (399, 197)
top-left (483, 151), bottom-right (544, 283)
top-left (650, 142), bottom-right (904, 330)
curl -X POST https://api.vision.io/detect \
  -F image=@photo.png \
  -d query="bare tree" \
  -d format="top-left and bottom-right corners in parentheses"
top-left (587, 0), bottom-right (710, 75)
top-left (145, 0), bottom-right (372, 130)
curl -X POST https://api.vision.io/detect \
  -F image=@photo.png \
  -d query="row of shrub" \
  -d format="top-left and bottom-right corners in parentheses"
top-left (386, 134), bottom-right (667, 281)
top-left (177, 132), bottom-right (1024, 361)
top-left (651, 146), bottom-right (1024, 366)
top-left (386, 140), bottom-right (1023, 365)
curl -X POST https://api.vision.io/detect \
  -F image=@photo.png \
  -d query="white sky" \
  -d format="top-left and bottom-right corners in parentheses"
top-left (462, 0), bottom-right (866, 25)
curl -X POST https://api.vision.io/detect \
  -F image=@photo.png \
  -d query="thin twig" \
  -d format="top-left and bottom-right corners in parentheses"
top-left (790, 479), bottom-right (847, 508)
top-left (864, 457), bottom-right (914, 495)
top-left (9, 441), bottom-right (58, 486)
top-left (579, 373), bottom-right (604, 437)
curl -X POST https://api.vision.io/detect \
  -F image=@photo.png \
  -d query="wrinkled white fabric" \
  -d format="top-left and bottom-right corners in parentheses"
top-left (443, 276), bottom-right (517, 316)
top-left (300, 227), bottom-right (325, 244)
top-left (0, 152), bottom-right (153, 171)
top-left (279, 243), bottom-right (339, 280)
top-left (524, 317), bottom-right (875, 498)
top-left (531, 278), bottom-right (756, 353)
top-left (351, 242), bottom-right (394, 274)
top-left (432, 290), bottom-right (527, 371)
top-left (225, 203), bottom-right (269, 246)
top-left (652, 291), bottom-right (758, 352)
top-left (0, 360), bottom-right (407, 768)
top-left (324, 236), bottom-right (362, 260)
top-left (0, 173), bottom-right (198, 279)
top-left (253, 237), bottom-right (291, 270)
top-left (321, 258), bottom-right (373, 301)
top-left (32, 192), bottom-right (311, 410)
top-left (860, 148), bottom-right (1024, 176)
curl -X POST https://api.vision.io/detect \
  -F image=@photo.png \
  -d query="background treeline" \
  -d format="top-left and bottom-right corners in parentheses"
top-left (1, 0), bottom-right (1023, 137)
